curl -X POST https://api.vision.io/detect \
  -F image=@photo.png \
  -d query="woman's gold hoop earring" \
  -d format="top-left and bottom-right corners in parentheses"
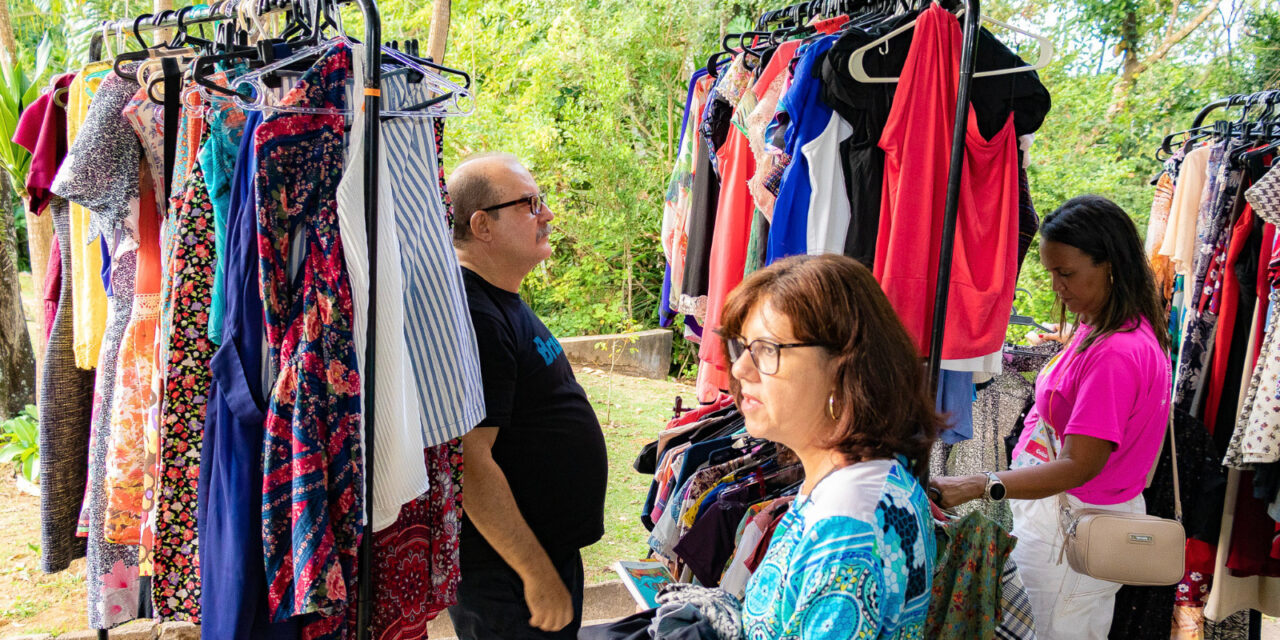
top-left (828, 393), bottom-right (840, 422)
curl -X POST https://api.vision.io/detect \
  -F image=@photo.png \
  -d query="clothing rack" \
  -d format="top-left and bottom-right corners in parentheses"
top-left (1193, 90), bottom-right (1280, 128)
top-left (741, 0), bottom-right (983, 482)
top-left (89, 1), bottom-right (385, 638)
top-left (749, 0), bottom-right (981, 389)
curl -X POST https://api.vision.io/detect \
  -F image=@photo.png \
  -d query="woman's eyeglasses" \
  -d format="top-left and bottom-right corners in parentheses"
top-left (721, 334), bottom-right (826, 376)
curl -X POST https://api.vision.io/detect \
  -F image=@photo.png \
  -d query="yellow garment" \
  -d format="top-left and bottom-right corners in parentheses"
top-left (680, 471), bottom-right (741, 529)
top-left (66, 62), bottom-right (113, 369)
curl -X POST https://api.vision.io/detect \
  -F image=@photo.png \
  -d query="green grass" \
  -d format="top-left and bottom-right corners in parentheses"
top-left (574, 367), bottom-right (694, 584)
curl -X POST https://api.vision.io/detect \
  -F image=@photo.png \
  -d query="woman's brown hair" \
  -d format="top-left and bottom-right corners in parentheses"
top-left (718, 254), bottom-right (943, 477)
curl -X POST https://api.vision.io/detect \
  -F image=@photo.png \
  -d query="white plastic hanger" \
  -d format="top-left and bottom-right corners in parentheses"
top-left (847, 7), bottom-right (1054, 83)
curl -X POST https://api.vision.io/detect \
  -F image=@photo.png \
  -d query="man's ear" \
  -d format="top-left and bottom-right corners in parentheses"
top-left (469, 209), bottom-right (492, 242)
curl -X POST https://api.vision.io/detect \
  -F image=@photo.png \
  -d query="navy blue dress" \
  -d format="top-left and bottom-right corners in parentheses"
top-left (198, 110), bottom-right (300, 640)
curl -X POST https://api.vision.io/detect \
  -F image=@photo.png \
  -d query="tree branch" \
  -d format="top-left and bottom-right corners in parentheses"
top-left (1138, 0), bottom-right (1224, 75)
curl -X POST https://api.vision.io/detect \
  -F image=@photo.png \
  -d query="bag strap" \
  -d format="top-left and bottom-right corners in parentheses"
top-left (1168, 405), bottom-right (1182, 522)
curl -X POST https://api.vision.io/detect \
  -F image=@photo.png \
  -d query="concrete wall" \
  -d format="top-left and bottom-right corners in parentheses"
top-left (559, 329), bottom-right (673, 380)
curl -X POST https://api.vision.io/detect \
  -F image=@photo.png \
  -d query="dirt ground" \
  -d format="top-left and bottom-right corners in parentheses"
top-left (0, 471), bottom-right (88, 637)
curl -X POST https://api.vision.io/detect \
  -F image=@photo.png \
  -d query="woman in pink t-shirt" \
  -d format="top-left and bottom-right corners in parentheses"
top-left (931, 195), bottom-right (1173, 639)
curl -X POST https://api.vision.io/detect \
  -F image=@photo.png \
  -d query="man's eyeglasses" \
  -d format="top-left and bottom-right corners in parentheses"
top-left (482, 193), bottom-right (544, 216)
top-left (721, 334), bottom-right (827, 376)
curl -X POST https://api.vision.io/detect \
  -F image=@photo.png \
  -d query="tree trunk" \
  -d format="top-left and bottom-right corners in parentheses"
top-left (0, 0), bottom-right (15, 65)
top-left (1107, 9), bottom-right (1142, 118)
top-left (154, 0), bottom-right (174, 43)
top-left (1107, 0), bottom-right (1224, 117)
top-left (23, 201), bottom-right (51, 385)
top-left (426, 0), bottom-right (451, 64)
top-left (0, 177), bottom-right (36, 419)
top-left (0, 0), bottom-right (32, 418)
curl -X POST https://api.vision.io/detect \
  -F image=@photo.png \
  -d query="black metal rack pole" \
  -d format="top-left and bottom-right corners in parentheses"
top-left (923, 0), bottom-right (981, 482)
top-left (354, 0), bottom-right (382, 636)
top-left (88, 1), bottom-right (385, 636)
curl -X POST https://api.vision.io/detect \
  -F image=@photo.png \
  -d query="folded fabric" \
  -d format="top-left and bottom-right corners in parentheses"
top-left (655, 584), bottom-right (742, 640)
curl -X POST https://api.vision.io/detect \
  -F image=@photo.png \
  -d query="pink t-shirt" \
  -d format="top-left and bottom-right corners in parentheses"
top-left (1013, 317), bottom-right (1172, 505)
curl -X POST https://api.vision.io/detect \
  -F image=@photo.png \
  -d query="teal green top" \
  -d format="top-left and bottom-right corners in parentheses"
top-left (201, 99), bottom-right (247, 345)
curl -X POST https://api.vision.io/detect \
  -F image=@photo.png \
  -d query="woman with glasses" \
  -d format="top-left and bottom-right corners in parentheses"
top-left (721, 253), bottom-right (943, 638)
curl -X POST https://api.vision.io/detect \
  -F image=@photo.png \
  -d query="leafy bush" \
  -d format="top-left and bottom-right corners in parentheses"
top-left (0, 404), bottom-right (39, 483)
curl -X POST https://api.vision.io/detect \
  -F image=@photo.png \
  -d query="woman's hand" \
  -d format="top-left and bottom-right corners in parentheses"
top-left (928, 474), bottom-right (987, 509)
top-left (1026, 323), bottom-right (1072, 346)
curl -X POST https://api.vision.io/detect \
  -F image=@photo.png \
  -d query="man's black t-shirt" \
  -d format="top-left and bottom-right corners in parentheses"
top-left (459, 267), bottom-right (608, 564)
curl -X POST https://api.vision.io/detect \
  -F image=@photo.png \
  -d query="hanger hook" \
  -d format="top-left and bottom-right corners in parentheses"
top-left (100, 20), bottom-right (114, 58)
top-left (172, 5), bottom-right (195, 46)
top-left (133, 14), bottom-right (153, 49)
top-left (154, 9), bottom-right (176, 28)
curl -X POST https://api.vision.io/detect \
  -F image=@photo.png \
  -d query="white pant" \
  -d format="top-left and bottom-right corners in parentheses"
top-left (1010, 492), bottom-right (1146, 640)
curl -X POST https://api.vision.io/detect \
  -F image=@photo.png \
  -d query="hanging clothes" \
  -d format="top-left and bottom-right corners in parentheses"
top-left (337, 52), bottom-right (428, 532)
top-left (677, 71), bottom-right (734, 323)
top-left (765, 37), bottom-right (837, 263)
top-left (200, 106), bottom-right (302, 640)
top-left (369, 443), bottom-right (466, 640)
top-left (382, 71), bottom-right (486, 452)
top-left (743, 42), bottom-right (799, 222)
top-left (697, 54), bottom-right (766, 393)
top-left (83, 248), bottom-right (142, 629)
top-left (150, 92), bottom-right (217, 622)
top-left (1161, 145), bottom-right (1213, 283)
top-left (54, 66), bottom-right (147, 630)
top-left (873, 4), bottom-right (1020, 362)
top-left (14, 73), bottom-right (75, 217)
top-left (664, 72), bottom-right (713, 320)
top-left (1227, 164), bottom-right (1280, 466)
top-left (38, 195), bottom-right (96, 573)
top-left (203, 88), bottom-right (248, 346)
top-left (1148, 165), bottom-right (1178, 302)
top-left (16, 70), bottom-right (88, 575)
top-left (257, 43), bottom-right (364, 626)
top-left (103, 87), bottom-right (167, 546)
top-left (63, 62), bottom-right (114, 370)
top-left (1172, 142), bottom-right (1237, 417)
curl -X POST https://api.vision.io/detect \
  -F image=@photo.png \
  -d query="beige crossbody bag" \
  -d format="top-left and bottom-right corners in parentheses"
top-left (1051, 408), bottom-right (1185, 586)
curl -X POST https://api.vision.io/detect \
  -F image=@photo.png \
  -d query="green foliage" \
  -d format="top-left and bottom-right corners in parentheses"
top-left (1241, 8), bottom-right (1280, 90)
top-left (377, 0), bottom-right (764, 341)
top-left (1003, 2), bottom-right (1272, 333)
top-left (0, 404), bottom-right (40, 484)
top-left (0, 34), bottom-right (53, 195)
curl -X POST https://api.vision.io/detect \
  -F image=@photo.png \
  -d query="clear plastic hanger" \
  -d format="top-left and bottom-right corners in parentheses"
top-left (379, 45), bottom-right (474, 118)
top-left (847, 7), bottom-right (1054, 83)
top-left (231, 37), bottom-right (475, 117)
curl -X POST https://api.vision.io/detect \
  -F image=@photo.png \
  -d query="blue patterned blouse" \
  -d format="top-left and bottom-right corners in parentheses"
top-left (742, 458), bottom-right (935, 639)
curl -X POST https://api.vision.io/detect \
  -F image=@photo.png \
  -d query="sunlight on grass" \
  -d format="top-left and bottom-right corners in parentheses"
top-left (575, 368), bottom-right (693, 584)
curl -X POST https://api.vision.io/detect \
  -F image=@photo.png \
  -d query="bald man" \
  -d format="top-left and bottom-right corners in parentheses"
top-left (446, 153), bottom-right (608, 640)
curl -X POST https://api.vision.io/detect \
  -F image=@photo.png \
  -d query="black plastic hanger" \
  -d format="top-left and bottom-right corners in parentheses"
top-left (112, 13), bottom-right (159, 80)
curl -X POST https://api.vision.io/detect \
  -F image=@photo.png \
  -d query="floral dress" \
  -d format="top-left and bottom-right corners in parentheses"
top-left (151, 100), bottom-right (216, 622)
top-left (256, 44), bottom-right (363, 630)
top-left (104, 155), bottom-right (162, 546)
top-left (370, 442), bottom-right (465, 640)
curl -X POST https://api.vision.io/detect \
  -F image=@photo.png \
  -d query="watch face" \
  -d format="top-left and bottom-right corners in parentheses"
top-left (990, 482), bottom-right (1007, 501)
